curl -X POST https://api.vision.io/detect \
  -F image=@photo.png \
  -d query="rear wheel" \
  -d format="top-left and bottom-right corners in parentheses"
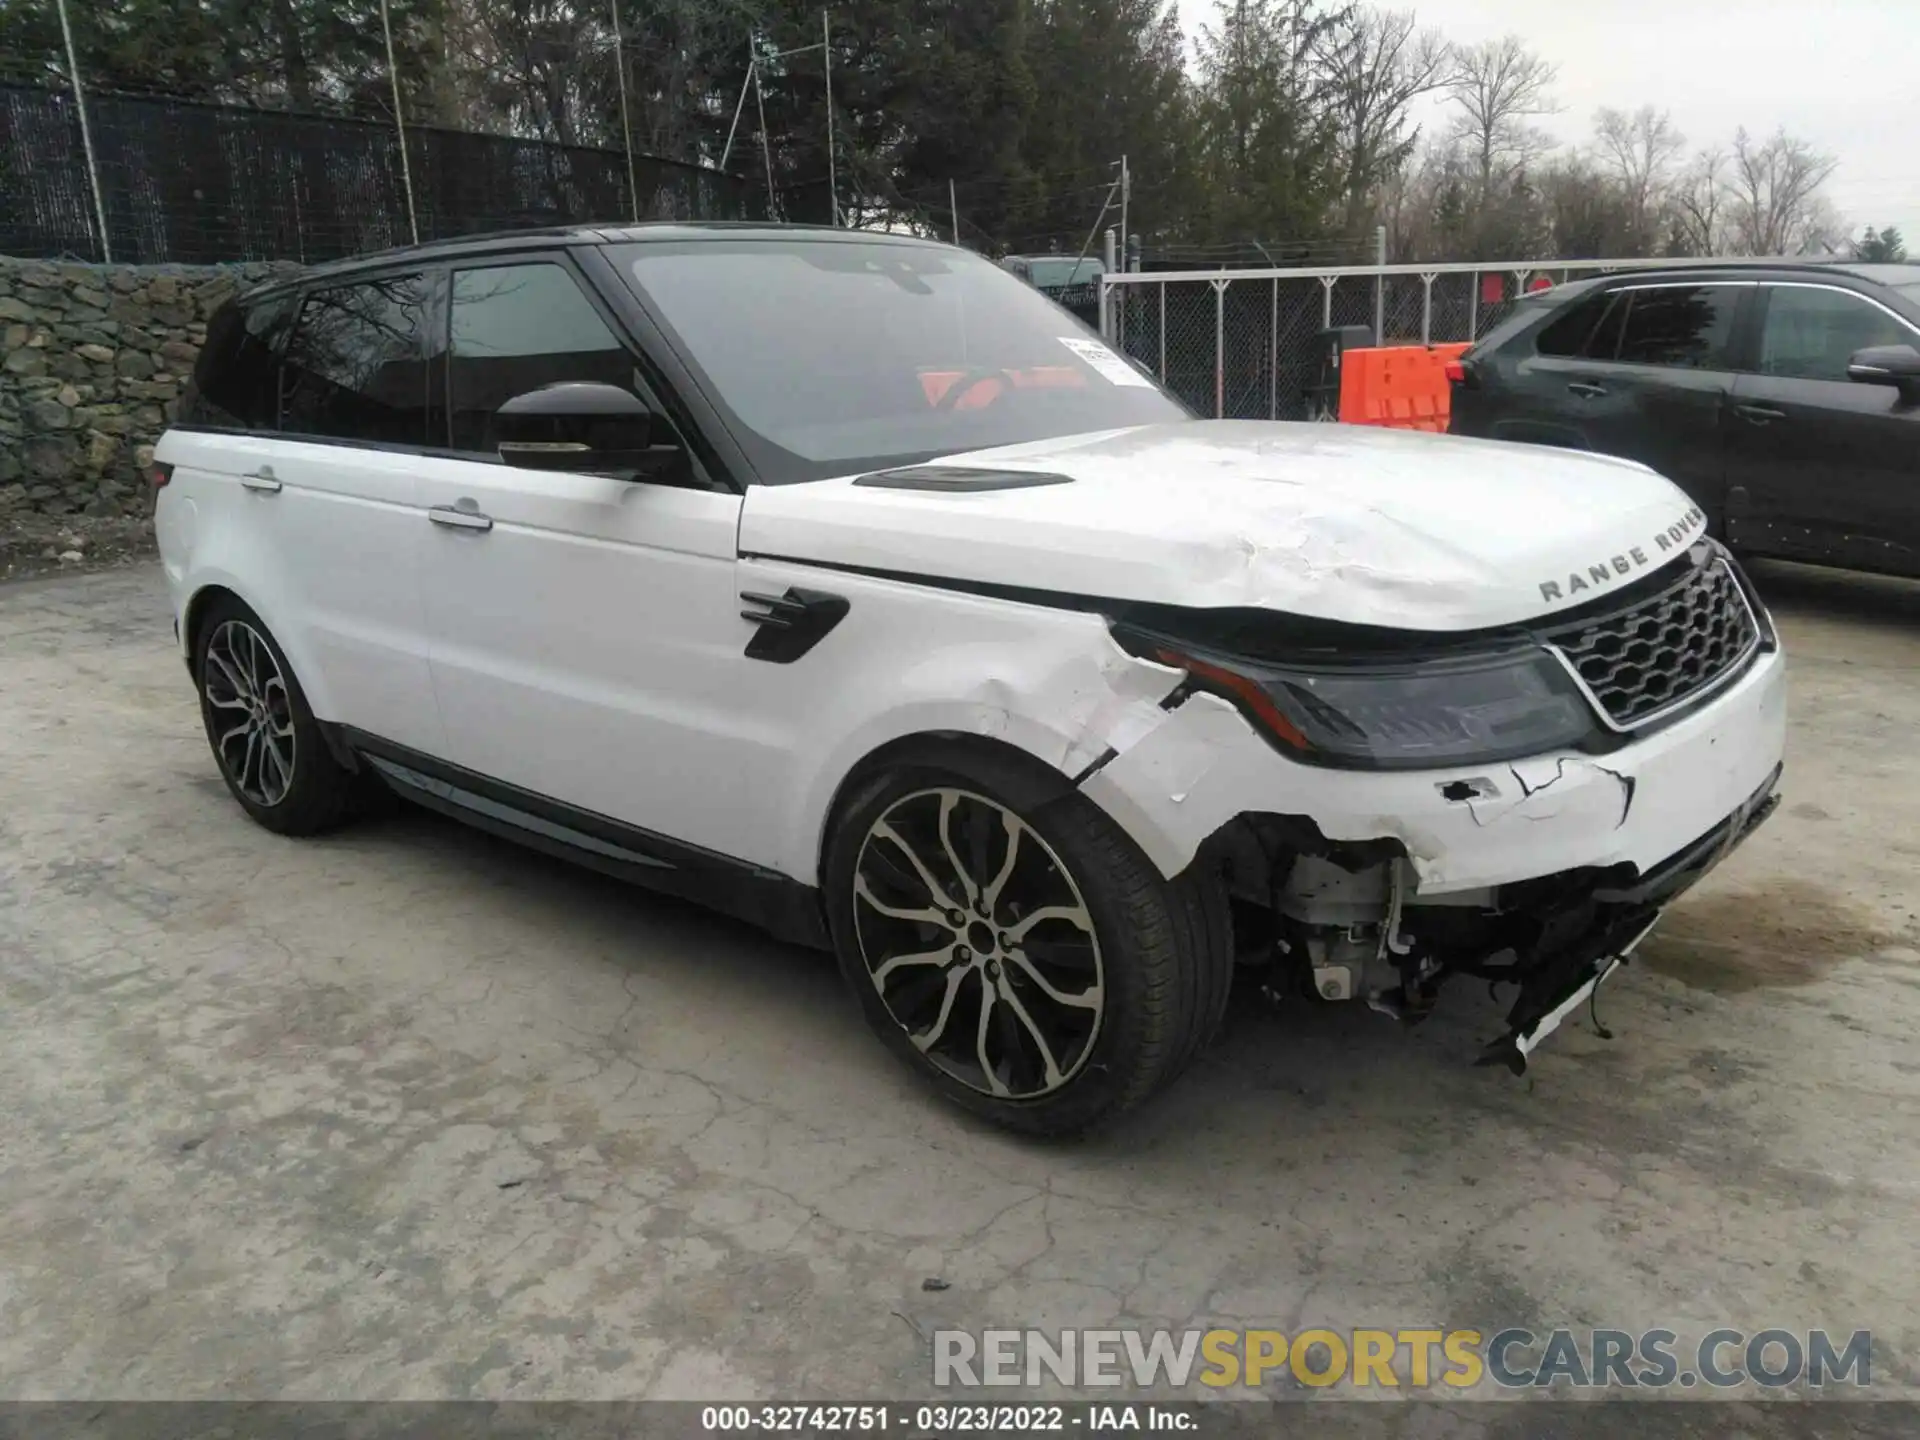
top-left (193, 594), bottom-right (372, 836)
top-left (824, 747), bottom-right (1231, 1136)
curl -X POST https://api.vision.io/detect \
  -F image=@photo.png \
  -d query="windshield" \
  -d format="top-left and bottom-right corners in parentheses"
top-left (615, 238), bottom-right (1187, 483)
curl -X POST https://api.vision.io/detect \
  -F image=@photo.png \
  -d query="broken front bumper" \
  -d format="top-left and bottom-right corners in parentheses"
top-left (1081, 644), bottom-right (1787, 900)
top-left (1481, 761), bottom-right (1781, 1071)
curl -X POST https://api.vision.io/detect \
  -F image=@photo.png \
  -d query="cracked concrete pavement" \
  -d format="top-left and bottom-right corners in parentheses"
top-left (1, 561), bottom-right (1918, 1406)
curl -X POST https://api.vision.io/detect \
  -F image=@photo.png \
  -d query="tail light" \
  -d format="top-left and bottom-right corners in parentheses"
top-left (1443, 359), bottom-right (1468, 385)
top-left (150, 460), bottom-right (174, 488)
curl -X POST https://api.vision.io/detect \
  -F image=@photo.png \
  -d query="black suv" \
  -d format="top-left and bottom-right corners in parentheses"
top-left (1449, 262), bottom-right (1920, 579)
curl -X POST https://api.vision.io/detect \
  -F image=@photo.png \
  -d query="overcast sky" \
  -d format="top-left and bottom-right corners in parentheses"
top-left (1174, 0), bottom-right (1920, 249)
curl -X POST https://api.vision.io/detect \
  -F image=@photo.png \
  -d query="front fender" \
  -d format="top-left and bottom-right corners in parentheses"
top-left (741, 561), bottom-right (1184, 886)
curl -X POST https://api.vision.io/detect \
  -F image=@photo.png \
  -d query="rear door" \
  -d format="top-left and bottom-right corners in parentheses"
top-left (170, 271), bottom-right (444, 754)
top-left (1453, 283), bottom-right (1626, 447)
top-left (1725, 281), bottom-right (1920, 573)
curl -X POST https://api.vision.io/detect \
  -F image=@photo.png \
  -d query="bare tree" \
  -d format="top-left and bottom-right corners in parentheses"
top-left (1671, 146), bottom-right (1728, 254)
top-left (1446, 34), bottom-right (1558, 204)
top-left (1593, 105), bottom-right (1684, 251)
top-left (1317, 8), bottom-right (1451, 232)
top-left (1539, 153), bottom-right (1635, 258)
top-left (1726, 126), bottom-right (1839, 254)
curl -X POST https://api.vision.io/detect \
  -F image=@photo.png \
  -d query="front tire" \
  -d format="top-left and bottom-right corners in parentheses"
top-left (824, 747), bottom-right (1232, 1136)
top-left (192, 594), bottom-right (370, 836)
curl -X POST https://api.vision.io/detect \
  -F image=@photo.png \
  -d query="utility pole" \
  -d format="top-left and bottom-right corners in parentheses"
top-left (380, 0), bottom-right (419, 244)
top-left (753, 63), bottom-right (776, 216)
top-left (949, 178), bottom-right (960, 246)
top-left (1068, 158), bottom-right (1127, 287)
top-left (724, 26), bottom-right (838, 224)
top-left (610, 0), bottom-right (640, 222)
top-left (721, 42), bottom-right (755, 173)
top-left (55, 0), bottom-right (110, 261)
top-left (822, 9), bottom-right (838, 226)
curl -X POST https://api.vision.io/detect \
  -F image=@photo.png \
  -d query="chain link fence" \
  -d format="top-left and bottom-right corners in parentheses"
top-left (1102, 260), bottom-right (1750, 421)
top-left (0, 82), bottom-right (760, 265)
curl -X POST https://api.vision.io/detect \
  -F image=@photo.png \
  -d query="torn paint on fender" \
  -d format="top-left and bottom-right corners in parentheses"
top-left (1023, 635), bottom-right (1187, 778)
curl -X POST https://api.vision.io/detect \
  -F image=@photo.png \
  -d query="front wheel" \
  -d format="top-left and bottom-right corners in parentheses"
top-left (824, 748), bottom-right (1232, 1136)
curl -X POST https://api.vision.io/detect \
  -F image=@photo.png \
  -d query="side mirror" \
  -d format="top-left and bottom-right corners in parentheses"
top-left (494, 382), bottom-right (678, 473)
top-left (1847, 343), bottom-right (1920, 394)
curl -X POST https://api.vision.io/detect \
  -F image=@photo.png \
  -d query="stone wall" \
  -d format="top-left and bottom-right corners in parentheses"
top-left (1, 258), bottom-right (301, 518)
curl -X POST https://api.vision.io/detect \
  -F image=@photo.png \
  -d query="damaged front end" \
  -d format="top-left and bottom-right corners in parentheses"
top-left (1094, 541), bottom-right (1785, 1071)
top-left (1207, 764), bottom-right (1779, 1071)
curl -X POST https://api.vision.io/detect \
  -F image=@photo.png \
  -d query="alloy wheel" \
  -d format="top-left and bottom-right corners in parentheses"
top-left (202, 619), bottom-right (296, 807)
top-left (851, 787), bottom-right (1106, 1099)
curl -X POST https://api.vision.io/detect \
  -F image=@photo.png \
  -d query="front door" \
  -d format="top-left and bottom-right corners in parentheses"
top-left (1725, 282), bottom-right (1920, 573)
top-left (412, 255), bottom-right (778, 865)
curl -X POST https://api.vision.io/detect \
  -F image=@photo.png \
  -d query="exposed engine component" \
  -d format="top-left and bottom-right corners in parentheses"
top-left (1275, 855), bottom-right (1440, 1012)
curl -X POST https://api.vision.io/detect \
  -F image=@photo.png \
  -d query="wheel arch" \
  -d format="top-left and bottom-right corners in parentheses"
top-left (179, 574), bottom-right (338, 720)
top-left (182, 581), bottom-right (241, 667)
top-left (810, 728), bottom-right (1083, 894)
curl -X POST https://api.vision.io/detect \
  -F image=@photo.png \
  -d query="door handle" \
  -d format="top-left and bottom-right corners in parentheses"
top-left (1734, 403), bottom-right (1787, 425)
top-left (1566, 381), bottom-right (1608, 399)
top-left (240, 468), bottom-right (281, 493)
top-left (429, 503), bottom-right (493, 532)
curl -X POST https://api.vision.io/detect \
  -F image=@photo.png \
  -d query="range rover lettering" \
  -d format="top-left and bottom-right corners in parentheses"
top-left (155, 225), bottom-right (1786, 1135)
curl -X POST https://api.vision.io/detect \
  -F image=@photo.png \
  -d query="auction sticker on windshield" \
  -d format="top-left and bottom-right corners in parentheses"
top-left (1058, 336), bottom-right (1154, 387)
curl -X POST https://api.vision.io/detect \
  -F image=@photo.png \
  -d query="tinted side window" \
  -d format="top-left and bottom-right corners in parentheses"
top-left (1615, 285), bottom-right (1740, 369)
top-left (1586, 293), bottom-right (1629, 360)
top-left (1759, 286), bottom-right (1914, 382)
top-left (447, 262), bottom-right (631, 453)
top-left (1534, 292), bottom-right (1614, 358)
top-left (183, 295), bottom-right (295, 430)
top-left (279, 273), bottom-right (430, 445)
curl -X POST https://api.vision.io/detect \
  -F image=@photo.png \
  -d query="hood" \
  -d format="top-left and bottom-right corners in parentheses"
top-left (737, 421), bottom-right (1710, 632)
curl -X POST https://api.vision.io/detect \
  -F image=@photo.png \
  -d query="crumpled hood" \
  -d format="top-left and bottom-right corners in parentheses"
top-left (737, 421), bottom-right (1710, 631)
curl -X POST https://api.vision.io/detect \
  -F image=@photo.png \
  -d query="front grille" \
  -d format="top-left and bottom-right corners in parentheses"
top-left (1543, 556), bottom-right (1761, 730)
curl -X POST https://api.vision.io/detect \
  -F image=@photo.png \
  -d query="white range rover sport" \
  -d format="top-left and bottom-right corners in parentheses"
top-left (155, 225), bottom-right (1786, 1135)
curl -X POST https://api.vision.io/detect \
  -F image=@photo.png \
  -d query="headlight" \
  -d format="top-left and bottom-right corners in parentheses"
top-left (1139, 639), bottom-right (1597, 771)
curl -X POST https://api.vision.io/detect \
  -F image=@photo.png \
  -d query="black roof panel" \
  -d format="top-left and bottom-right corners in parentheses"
top-left (227, 222), bottom-right (951, 303)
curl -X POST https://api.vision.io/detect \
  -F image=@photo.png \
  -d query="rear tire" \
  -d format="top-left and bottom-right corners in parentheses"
top-left (824, 746), bottom-right (1232, 1137)
top-left (192, 594), bottom-right (372, 836)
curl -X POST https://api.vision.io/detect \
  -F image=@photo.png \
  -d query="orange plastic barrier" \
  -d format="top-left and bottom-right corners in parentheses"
top-left (1337, 342), bottom-right (1471, 433)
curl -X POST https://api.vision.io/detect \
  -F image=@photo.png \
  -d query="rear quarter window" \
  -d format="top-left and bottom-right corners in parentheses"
top-left (181, 294), bottom-right (296, 430)
top-left (1534, 291), bottom-right (1623, 358)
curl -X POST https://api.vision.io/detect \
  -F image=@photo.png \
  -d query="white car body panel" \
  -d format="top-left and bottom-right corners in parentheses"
top-left (155, 430), bottom-right (444, 756)
top-left (735, 560), bottom-right (1185, 882)
top-left (410, 457), bottom-right (752, 856)
top-left (738, 421), bottom-right (1710, 632)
